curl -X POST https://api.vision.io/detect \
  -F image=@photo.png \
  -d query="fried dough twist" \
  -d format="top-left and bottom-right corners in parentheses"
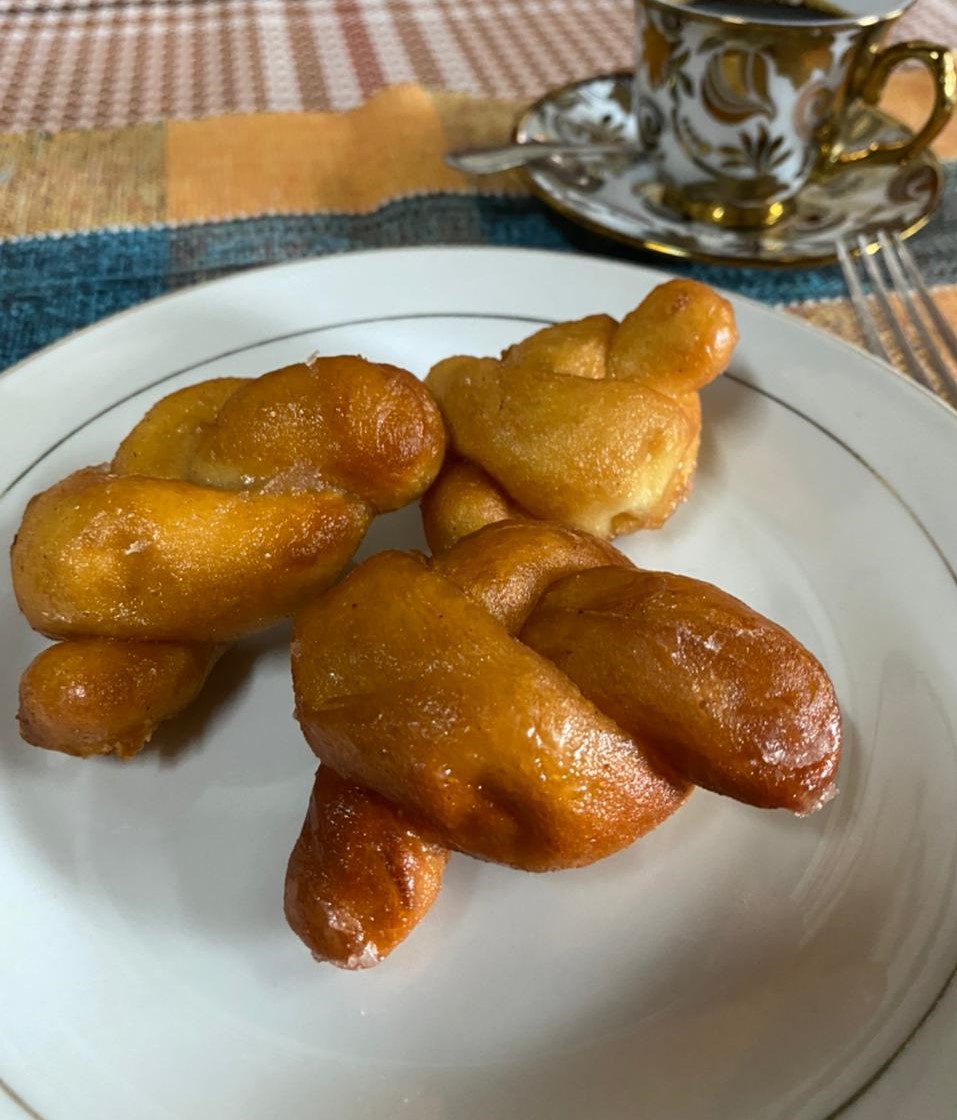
top-left (287, 520), bottom-right (841, 969)
top-left (422, 279), bottom-right (737, 546)
top-left (12, 358), bottom-right (445, 758)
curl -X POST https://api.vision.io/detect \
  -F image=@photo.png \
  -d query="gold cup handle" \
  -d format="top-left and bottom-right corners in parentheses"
top-left (835, 40), bottom-right (956, 166)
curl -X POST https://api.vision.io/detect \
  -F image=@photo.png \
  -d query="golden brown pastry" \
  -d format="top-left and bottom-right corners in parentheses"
top-left (18, 639), bottom-right (223, 759)
top-left (430, 518), bottom-right (628, 633)
top-left (520, 567), bottom-right (841, 813)
top-left (420, 459), bottom-right (524, 555)
top-left (285, 767), bottom-right (449, 970)
top-left (11, 357), bottom-right (445, 757)
top-left (294, 551), bottom-right (689, 872)
top-left (13, 468), bottom-right (369, 643)
top-left (289, 519), bottom-right (841, 966)
top-left (424, 280), bottom-right (737, 541)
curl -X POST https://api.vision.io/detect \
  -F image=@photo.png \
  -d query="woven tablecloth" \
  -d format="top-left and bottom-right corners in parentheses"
top-left (1, 0), bottom-right (956, 376)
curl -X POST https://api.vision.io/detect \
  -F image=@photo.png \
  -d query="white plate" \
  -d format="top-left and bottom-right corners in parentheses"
top-left (1, 248), bottom-right (956, 1120)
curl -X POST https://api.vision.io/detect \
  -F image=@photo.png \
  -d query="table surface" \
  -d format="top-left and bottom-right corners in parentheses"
top-left (0, 0), bottom-right (955, 383)
top-left (1, 0), bottom-right (955, 129)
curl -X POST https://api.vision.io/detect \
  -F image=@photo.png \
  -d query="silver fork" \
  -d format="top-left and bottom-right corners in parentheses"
top-left (837, 230), bottom-right (957, 407)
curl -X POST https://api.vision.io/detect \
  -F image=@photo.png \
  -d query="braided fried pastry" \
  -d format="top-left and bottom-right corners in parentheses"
top-left (287, 520), bottom-right (841, 969)
top-left (423, 279), bottom-right (737, 545)
top-left (12, 358), bottom-right (445, 758)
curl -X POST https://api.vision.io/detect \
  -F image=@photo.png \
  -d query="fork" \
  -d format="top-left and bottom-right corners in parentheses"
top-left (838, 230), bottom-right (957, 407)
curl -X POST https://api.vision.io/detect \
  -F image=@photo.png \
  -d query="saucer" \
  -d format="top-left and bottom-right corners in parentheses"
top-left (514, 73), bottom-right (943, 268)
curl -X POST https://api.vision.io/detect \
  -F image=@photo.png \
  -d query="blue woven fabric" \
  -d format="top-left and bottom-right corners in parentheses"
top-left (1, 165), bottom-right (954, 371)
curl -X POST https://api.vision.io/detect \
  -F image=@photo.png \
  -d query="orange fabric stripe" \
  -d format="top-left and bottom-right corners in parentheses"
top-left (0, 125), bottom-right (165, 238)
top-left (164, 85), bottom-right (470, 223)
top-left (0, 80), bottom-right (952, 238)
top-left (883, 69), bottom-right (957, 160)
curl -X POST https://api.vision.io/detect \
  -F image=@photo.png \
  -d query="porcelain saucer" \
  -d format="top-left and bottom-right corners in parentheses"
top-left (515, 73), bottom-right (942, 268)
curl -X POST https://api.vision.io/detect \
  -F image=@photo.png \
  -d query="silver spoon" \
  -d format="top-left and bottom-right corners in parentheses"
top-left (444, 141), bottom-right (643, 175)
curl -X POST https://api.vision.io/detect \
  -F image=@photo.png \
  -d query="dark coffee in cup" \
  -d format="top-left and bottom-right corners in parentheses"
top-left (685, 0), bottom-right (850, 21)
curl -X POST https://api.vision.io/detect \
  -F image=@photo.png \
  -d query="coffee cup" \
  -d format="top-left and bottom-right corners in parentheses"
top-left (632, 0), bottom-right (956, 228)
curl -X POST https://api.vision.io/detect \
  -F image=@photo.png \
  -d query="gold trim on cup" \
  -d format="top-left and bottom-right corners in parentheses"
top-left (831, 41), bottom-right (957, 167)
top-left (513, 75), bottom-right (944, 270)
top-left (662, 188), bottom-right (794, 229)
top-left (642, 0), bottom-right (917, 31)
top-left (634, 0), bottom-right (955, 230)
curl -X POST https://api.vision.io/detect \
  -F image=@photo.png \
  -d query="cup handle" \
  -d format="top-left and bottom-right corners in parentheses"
top-left (833, 40), bottom-right (956, 167)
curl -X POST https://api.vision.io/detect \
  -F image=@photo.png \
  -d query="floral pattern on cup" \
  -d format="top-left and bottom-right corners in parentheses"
top-left (634, 0), bottom-right (863, 221)
top-left (515, 73), bottom-right (942, 266)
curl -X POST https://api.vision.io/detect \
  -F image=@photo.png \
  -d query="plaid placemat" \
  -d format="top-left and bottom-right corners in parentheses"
top-left (0, 1), bottom-right (955, 382)
top-left (0, 0), bottom-right (954, 131)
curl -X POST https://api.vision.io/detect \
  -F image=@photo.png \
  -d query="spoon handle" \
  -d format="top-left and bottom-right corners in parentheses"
top-left (444, 141), bottom-right (642, 175)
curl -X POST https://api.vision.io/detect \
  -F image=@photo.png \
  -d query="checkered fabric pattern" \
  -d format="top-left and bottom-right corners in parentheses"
top-left (0, 0), bottom-right (953, 132)
top-left (1, 0), bottom-right (955, 379)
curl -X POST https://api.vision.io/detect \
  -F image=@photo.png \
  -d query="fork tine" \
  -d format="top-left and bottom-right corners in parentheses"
top-left (893, 233), bottom-right (957, 369)
top-left (837, 240), bottom-right (890, 363)
top-left (877, 230), bottom-right (957, 393)
top-left (855, 233), bottom-right (934, 391)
